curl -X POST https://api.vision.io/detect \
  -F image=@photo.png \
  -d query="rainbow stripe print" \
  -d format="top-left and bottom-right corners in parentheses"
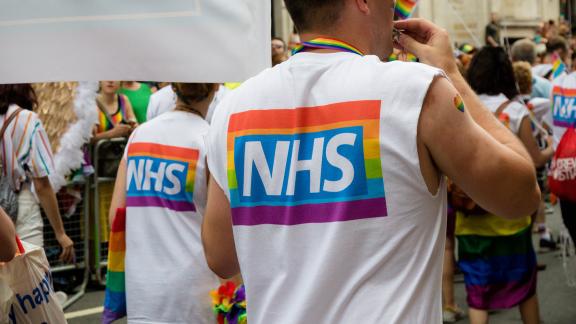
top-left (126, 143), bottom-right (198, 212)
top-left (454, 96), bottom-right (465, 113)
top-left (103, 208), bottom-right (127, 323)
top-left (395, 0), bottom-right (420, 20)
top-left (227, 100), bottom-right (388, 226)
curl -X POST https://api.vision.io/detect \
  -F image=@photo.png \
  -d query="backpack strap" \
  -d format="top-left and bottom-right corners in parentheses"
top-left (0, 108), bottom-right (23, 141)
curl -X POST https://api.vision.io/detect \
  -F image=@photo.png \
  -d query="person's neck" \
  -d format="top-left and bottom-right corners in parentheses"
top-left (100, 93), bottom-right (116, 106)
top-left (122, 81), bottom-right (140, 90)
top-left (176, 98), bottom-right (211, 118)
top-left (298, 31), bottom-right (370, 55)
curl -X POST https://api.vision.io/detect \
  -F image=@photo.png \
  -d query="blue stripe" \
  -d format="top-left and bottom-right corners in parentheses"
top-left (103, 290), bottom-right (126, 314)
top-left (230, 178), bottom-right (384, 207)
top-left (458, 253), bottom-right (536, 286)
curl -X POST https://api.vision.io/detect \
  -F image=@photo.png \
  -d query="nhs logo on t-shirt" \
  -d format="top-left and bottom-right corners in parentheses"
top-left (126, 142), bottom-right (198, 212)
top-left (227, 101), bottom-right (388, 226)
top-left (553, 86), bottom-right (576, 127)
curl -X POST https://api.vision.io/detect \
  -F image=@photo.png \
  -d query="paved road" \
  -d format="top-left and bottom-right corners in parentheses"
top-left (64, 205), bottom-right (576, 323)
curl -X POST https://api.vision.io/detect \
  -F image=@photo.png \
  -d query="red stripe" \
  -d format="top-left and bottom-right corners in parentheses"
top-left (228, 101), bottom-right (381, 132)
top-left (38, 129), bottom-right (55, 166)
top-left (111, 208), bottom-right (126, 232)
top-left (553, 86), bottom-right (576, 96)
top-left (128, 142), bottom-right (199, 160)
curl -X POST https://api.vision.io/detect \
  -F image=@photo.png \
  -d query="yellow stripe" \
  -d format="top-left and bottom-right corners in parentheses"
top-left (108, 251), bottom-right (125, 272)
top-left (455, 212), bottom-right (531, 237)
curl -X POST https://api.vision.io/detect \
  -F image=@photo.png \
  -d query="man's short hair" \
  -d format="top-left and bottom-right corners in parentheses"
top-left (511, 39), bottom-right (536, 64)
top-left (547, 36), bottom-right (568, 54)
top-left (513, 62), bottom-right (533, 95)
top-left (284, 0), bottom-right (345, 32)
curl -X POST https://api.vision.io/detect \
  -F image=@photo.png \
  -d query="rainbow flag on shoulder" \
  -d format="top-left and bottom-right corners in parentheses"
top-left (552, 55), bottom-right (567, 79)
top-left (102, 208), bottom-right (127, 323)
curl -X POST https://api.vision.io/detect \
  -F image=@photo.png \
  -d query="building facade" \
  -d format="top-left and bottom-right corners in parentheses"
top-left (272, 0), bottom-right (566, 47)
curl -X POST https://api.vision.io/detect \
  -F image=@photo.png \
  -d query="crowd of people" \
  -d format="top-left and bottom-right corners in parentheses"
top-left (1, 1), bottom-right (575, 323)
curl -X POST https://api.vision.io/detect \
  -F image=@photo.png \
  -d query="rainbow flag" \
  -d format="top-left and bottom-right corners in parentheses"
top-left (226, 101), bottom-right (388, 226)
top-left (102, 208), bottom-right (127, 324)
top-left (395, 0), bottom-right (420, 20)
top-left (552, 56), bottom-right (567, 79)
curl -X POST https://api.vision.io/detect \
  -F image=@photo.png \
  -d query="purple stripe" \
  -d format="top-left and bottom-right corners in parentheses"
top-left (554, 120), bottom-right (575, 128)
top-left (465, 268), bottom-right (537, 310)
top-left (126, 196), bottom-right (196, 212)
top-left (102, 308), bottom-right (125, 324)
top-left (232, 197), bottom-right (387, 226)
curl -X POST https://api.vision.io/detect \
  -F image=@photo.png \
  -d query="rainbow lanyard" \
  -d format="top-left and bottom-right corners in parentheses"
top-left (292, 37), bottom-right (364, 56)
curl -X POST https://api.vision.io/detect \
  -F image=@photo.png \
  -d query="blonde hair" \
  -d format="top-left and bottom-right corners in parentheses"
top-left (513, 62), bottom-right (533, 95)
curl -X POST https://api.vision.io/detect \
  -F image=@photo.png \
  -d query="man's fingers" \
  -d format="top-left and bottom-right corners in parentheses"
top-left (394, 18), bottom-right (435, 37)
top-left (397, 33), bottom-right (427, 57)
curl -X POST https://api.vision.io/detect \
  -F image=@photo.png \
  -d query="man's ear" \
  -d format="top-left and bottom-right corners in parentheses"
top-left (354, 0), bottom-right (370, 14)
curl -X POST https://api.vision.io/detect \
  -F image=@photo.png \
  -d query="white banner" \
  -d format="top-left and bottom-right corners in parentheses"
top-left (0, 0), bottom-right (271, 83)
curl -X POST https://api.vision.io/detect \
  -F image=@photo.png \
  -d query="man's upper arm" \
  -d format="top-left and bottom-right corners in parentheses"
top-left (419, 77), bottom-right (538, 217)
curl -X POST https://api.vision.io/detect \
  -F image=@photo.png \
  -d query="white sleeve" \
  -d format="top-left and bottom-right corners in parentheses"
top-left (146, 94), bottom-right (159, 121)
top-left (206, 98), bottom-right (232, 200)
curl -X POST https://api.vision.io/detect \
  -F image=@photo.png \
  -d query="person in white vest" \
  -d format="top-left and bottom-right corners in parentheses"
top-left (551, 66), bottom-right (576, 245)
top-left (202, 1), bottom-right (541, 323)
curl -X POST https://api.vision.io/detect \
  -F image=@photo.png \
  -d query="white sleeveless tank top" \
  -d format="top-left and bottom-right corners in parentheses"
top-left (552, 72), bottom-right (576, 148)
top-left (208, 52), bottom-right (446, 323)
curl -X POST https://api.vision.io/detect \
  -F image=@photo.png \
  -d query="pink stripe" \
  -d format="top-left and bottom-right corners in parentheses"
top-left (38, 130), bottom-right (54, 166)
top-left (232, 198), bottom-right (388, 226)
top-left (466, 269), bottom-right (537, 309)
top-left (126, 196), bottom-right (196, 212)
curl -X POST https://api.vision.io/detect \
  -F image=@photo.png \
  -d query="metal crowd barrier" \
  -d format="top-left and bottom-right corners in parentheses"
top-left (41, 179), bottom-right (90, 309)
top-left (91, 138), bottom-right (127, 286)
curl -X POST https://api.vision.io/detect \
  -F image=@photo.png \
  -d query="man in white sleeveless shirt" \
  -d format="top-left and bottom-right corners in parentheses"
top-left (203, 1), bottom-right (540, 323)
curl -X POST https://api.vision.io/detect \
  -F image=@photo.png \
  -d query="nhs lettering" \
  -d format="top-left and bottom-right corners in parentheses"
top-left (553, 86), bottom-right (576, 127)
top-left (126, 143), bottom-right (198, 212)
top-left (227, 101), bottom-right (388, 226)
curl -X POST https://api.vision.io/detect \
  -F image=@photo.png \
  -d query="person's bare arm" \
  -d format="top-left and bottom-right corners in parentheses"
top-left (517, 118), bottom-right (554, 168)
top-left (0, 208), bottom-right (17, 262)
top-left (419, 78), bottom-right (540, 218)
top-left (202, 175), bottom-right (240, 279)
top-left (109, 158), bottom-right (127, 228)
top-left (33, 176), bottom-right (75, 262)
top-left (397, 19), bottom-right (540, 218)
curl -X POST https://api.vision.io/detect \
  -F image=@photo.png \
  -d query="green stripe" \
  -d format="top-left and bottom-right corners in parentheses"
top-left (365, 158), bottom-right (382, 179)
top-left (457, 226), bottom-right (533, 260)
top-left (228, 170), bottom-right (238, 189)
top-left (29, 123), bottom-right (50, 175)
top-left (105, 271), bottom-right (125, 293)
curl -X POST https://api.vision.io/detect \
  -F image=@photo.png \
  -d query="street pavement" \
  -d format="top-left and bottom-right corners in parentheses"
top-left (64, 205), bottom-right (576, 323)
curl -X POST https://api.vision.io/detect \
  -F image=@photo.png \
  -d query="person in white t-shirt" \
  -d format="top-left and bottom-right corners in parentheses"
top-left (201, 1), bottom-right (540, 323)
top-left (109, 83), bottom-right (220, 324)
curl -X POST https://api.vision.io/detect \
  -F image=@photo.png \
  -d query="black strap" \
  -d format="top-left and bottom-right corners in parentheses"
top-left (0, 108), bottom-right (23, 143)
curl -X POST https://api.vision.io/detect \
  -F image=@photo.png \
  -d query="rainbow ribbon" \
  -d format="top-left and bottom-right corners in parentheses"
top-left (395, 0), bottom-right (420, 20)
top-left (102, 208), bottom-right (127, 324)
top-left (292, 37), bottom-right (364, 56)
top-left (552, 56), bottom-right (567, 79)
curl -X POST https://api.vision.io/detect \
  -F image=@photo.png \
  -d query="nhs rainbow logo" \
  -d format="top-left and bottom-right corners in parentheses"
top-left (227, 101), bottom-right (388, 226)
top-left (553, 86), bottom-right (576, 127)
top-left (126, 143), bottom-right (198, 212)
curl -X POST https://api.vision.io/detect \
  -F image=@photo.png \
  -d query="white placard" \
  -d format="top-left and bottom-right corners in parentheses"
top-left (0, 0), bottom-right (271, 83)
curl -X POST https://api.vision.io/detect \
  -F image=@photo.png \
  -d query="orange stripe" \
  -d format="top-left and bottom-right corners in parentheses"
top-left (226, 119), bottom-right (379, 149)
top-left (553, 86), bottom-right (576, 96)
top-left (10, 112), bottom-right (19, 138)
top-left (109, 231), bottom-right (126, 251)
top-left (228, 101), bottom-right (381, 132)
top-left (127, 142), bottom-right (199, 161)
top-left (15, 114), bottom-right (32, 155)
